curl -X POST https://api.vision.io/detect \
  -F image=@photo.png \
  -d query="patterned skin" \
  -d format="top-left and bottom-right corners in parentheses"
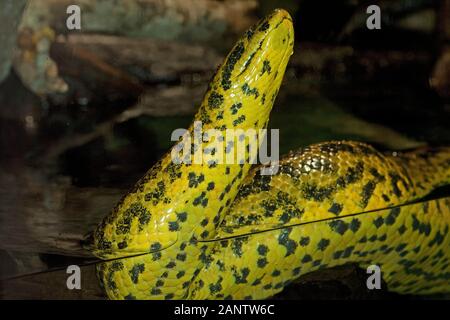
top-left (189, 142), bottom-right (450, 299)
top-left (92, 9), bottom-right (294, 299)
top-left (90, 9), bottom-right (450, 299)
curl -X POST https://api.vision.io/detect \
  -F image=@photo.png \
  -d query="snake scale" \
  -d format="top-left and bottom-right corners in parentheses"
top-left (89, 9), bottom-right (450, 299)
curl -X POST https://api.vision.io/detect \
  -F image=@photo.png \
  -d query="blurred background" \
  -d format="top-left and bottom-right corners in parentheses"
top-left (0, 0), bottom-right (449, 299)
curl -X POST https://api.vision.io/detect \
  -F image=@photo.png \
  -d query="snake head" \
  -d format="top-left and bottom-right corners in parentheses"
top-left (195, 8), bottom-right (294, 131)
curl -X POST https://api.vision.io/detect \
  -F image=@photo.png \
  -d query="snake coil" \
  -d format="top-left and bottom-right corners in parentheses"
top-left (91, 9), bottom-right (450, 300)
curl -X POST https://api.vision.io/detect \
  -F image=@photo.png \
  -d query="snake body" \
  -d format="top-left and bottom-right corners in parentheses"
top-left (91, 9), bottom-right (450, 299)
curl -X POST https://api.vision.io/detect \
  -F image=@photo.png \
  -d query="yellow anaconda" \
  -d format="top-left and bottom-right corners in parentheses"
top-left (90, 9), bottom-right (450, 300)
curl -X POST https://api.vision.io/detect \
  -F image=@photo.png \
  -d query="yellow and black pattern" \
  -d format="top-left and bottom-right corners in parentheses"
top-left (221, 142), bottom-right (450, 234)
top-left (92, 9), bottom-right (294, 299)
top-left (190, 198), bottom-right (450, 299)
top-left (91, 9), bottom-right (450, 300)
top-left (189, 142), bottom-right (450, 299)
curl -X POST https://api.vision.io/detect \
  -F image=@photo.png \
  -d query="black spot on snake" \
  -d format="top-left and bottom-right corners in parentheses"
top-left (208, 92), bottom-right (224, 109)
top-left (221, 42), bottom-right (244, 90)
